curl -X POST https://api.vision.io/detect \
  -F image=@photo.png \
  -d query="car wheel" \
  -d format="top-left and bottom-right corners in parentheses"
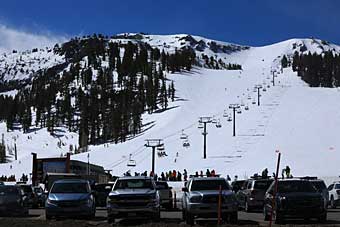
top-left (330, 196), bottom-right (336, 209)
top-left (182, 209), bottom-right (186, 220)
top-left (318, 213), bottom-right (327, 223)
top-left (107, 216), bottom-right (115, 224)
top-left (274, 211), bottom-right (283, 224)
top-left (229, 211), bottom-right (238, 224)
top-left (153, 208), bottom-right (161, 222)
top-left (185, 212), bottom-right (194, 225)
top-left (263, 207), bottom-right (270, 221)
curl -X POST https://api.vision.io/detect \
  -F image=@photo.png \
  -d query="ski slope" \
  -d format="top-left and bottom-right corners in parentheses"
top-left (1, 37), bottom-right (340, 184)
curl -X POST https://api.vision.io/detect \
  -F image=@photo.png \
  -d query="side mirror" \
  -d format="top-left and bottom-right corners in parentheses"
top-left (182, 187), bottom-right (188, 192)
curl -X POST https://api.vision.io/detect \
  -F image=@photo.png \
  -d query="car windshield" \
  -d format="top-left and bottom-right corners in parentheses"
top-left (278, 181), bottom-right (316, 193)
top-left (51, 182), bottom-right (89, 193)
top-left (155, 182), bottom-right (169, 189)
top-left (114, 179), bottom-right (154, 190)
top-left (311, 181), bottom-right (326, 192)
top-left (190, 179), bottom-right (230, 191)
top-left (254, 180), bottom-right (273, 190)
top-left (0, 186), bottom-right (19, 194)
top-left (335, 184), bottom-right (340, 189)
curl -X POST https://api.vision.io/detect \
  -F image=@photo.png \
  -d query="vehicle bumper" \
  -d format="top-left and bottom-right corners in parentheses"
top-left (277, 207), bottom-right (326, 219)
top-left (187, 203), bottom-right (238, 217)
top-left (107, 204), bottom-right (159, 219)
top-left (247, 198), bottom-right (264, 208)
top-left (45, 204), bottom-right (94, 217)
top-left (0, 204), bottom-right (28, 215)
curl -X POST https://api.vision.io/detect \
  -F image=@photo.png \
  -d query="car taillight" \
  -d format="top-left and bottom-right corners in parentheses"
top-left (336, 190), bottom-right (340, 195)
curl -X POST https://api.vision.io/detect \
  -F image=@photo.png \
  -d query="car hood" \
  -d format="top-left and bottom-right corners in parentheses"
top-left (48, 193), bottom-right (90, 201)
top-left (190, 190), bottom-right (234, 197)
top-left (109, 189), bottom-right (155, 196)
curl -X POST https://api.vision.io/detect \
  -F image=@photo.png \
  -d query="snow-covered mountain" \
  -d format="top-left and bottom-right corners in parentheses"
top-left (1, 34), bottom-right (340, 184)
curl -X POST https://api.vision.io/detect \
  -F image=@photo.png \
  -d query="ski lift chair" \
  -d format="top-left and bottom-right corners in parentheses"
top-left (183, 140), bottom-right (190, 148)
top-left (216, 121), bottom-right (222, 128)
top-left (245, 105), bottom-right (249, 111)
top-left (211, 118), bottom-right (217, 124)
top-left (223, 111), bottom-right (228, 118)
top-left (227, 116), bottom-right (232, 121)
top-left (198, 123), bottom-right (204, 129)
top-left (127, 154), bottom-right (136, 167)
top-left (252, 100), bottom-right (256, 104)
top-left (263, 87), bottom-right (267, 92)
top-left (237, 108), bottom-right (242, 114)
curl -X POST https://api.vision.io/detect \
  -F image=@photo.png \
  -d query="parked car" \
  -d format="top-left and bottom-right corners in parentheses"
top-left (107, 176), bottom-right (160, 224)
top-left (236, 177), bottom-right (273, 212)
top-left (92, 183), bottom-right (114, 207)
top-left (263, 179), bottom-right (327, 223)
top-left (231, 180), bottom-right (245, 194)
top-left (328, 181), bottom-right (340, 208)
top-left (300, 177), bottom-right (328, 209)
top-left (17, 184), bottom-right (38, 208)
top-left (155, 181), bottom-right (173, 209)
top-left (45, 179), bottom-right (96, 219)
top-left (182, 177), bottom-right (238, 225)
top-left (33, 186), bottom-right (47, 207)
top-left (0, 185), bottom-right (29, 216)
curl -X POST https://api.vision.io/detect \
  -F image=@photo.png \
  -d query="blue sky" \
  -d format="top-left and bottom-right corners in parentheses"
top-left (1, 0), bottom-right (339, 46)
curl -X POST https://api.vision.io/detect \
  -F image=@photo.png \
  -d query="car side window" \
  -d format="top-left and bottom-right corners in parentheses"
top-left (247, 181), bottom-right (252, 189)
top-left (328, 184), bottom-right (334, 191)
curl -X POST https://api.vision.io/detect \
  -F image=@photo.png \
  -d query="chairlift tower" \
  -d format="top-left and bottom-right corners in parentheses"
top-left (145, 139), bottom-right (164, 174)
top-left (199, 117), bottom-right (212, 159)
top-left (254, 84), bottom-right (263, 106)
top-left (229, 104), bottom-right (240, 137)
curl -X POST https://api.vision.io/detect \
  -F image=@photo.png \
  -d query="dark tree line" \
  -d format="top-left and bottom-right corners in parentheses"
top-left (0, 35), bottom-right (193, 151)
top-left (292, 51), bottom-right (340, 87)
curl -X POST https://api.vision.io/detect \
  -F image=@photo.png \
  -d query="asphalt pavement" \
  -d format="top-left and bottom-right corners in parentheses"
top-left (1, 208), bottom-right (340, 226)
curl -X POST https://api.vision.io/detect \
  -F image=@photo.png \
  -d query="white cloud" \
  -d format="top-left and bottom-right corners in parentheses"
top-left (0, 24), bottom-right (67, 53)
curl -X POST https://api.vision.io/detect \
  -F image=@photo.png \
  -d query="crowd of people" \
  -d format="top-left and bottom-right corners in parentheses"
top-left (123, 168), bottom-right (227, 182)
top-left (0, 175), bottom-right (16, 182)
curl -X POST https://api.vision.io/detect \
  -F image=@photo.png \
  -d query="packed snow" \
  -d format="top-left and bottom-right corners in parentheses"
top-left (1, 36), bottom-right (340, 185)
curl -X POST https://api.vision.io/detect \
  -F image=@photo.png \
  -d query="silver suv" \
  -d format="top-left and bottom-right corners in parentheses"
top-left (182, 177), bottom-right (238, 225)
top-left (107, 176), bottom-right (160, 223)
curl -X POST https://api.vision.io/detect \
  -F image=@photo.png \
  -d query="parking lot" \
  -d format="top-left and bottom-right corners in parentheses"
top-left (1, 208), bottom-right (340, 227)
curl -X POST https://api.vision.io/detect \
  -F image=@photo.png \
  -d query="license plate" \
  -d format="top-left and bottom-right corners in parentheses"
top-left (128, 213), bottom-right (136, 217)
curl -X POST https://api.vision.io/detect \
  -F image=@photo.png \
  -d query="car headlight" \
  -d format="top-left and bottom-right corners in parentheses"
top-left (46, 199), bottom-right (57, 205)
top-left (189, 195), bottom-right (202, 203)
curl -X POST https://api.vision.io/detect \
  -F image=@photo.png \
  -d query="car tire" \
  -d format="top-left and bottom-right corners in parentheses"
top-left (229, 211), bottom-right (238, 224)
top-left (182, 209), bottom-right (186, 220)
top-left (318, 213), bottom-right (327, 223)
top-left (153, 209), bottom-right (161, 222)
top-left (274, 211), bottom-right (283, 224)
top-left (263, 207), bottom-right (270, 221)
top-left (107, 216), bottom-right (115, 224)
top-left (330, 196), bottom-right (336, 209)
top-left (185, 212), bottom-right (194, 225)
